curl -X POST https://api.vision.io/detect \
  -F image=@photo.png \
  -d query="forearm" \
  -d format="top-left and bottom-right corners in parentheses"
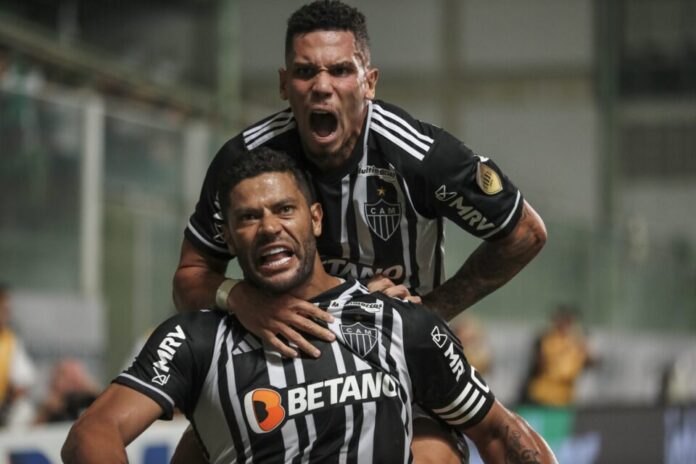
top-left (173, 265), bottom-right (226, 312)
top-left (474, 406), bottom-right (557, 464)
top-left (173, 239), bottom-right (229, 312)
top-left (423, 201), bottom-right (546, 321)
top-left (62, 422), bottom-right (128, 464)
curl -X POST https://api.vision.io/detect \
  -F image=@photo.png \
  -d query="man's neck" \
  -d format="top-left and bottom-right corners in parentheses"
top-left (288, 270), bottom-right (342, 301)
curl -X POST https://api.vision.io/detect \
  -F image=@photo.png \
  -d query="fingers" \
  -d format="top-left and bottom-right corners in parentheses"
top-left (381, 284), bottom-right (411, 300)
top-left (278, 326), bottom-right (322, 359)
top-left (405, 295), bottom-right (422, 304)
top-left (263, 331), bottom-right (299, 358)
top-left (366, 274), bottom-right (394, 292)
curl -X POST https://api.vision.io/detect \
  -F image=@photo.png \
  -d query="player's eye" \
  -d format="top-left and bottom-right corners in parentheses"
top-left (330, 65), bottom-right (354, 77)
top-left (279, 205), bottom-right (295, 215)
top-left (293, 66), bottom-right (316, 79)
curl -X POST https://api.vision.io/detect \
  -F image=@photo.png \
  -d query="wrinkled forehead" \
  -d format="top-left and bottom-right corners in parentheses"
top-left (231, 172), bottom-right (305, 206)
top-left (287, 29), bottom-right (368, 66)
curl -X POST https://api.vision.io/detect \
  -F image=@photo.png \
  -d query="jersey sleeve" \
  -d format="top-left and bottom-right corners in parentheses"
top-left (113, 310), bottom-right (224, 419)
top-left (420, 130), bottom-right (524, 240)
top-left (402, 305), bottom-right (495, 430)
top-left (184, 137), bottom-right (246, 260)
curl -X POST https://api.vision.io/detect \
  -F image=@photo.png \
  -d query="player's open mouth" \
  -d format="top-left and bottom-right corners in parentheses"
top-left (258, 246), bottom-right (295, 271)
top-left (310, 111), bottom-right (338, 138)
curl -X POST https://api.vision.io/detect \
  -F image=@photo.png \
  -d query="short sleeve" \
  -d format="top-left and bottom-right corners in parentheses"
top-left (114, 310), bottom-right (223, 419)
top-left (403, 306), bottom-right (495, 429)
top-left (184, 137), bottom-right (245, 260)
top-left (421, 130), bottom-right (524, 240)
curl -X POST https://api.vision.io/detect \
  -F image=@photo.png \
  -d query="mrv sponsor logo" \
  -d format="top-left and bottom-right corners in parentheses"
top-left (434, 185), bottom-right (495, 232)
top-left (151, 325), bottom-right (186, 386)
top-left (243, 371), bottom-right (399, 434)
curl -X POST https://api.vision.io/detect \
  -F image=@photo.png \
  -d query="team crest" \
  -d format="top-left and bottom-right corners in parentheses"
top-left (364, 198), bottom-right (401, 241)
top-left (341, 323), bottom-right (378, 357)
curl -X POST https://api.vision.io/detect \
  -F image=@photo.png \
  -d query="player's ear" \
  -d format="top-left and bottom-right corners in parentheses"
top-left (310, 202), bottom-right (323, 237)
top-left (279, 68), bottom-right (288, 100)
top-left (222, 225), bottom-right (236, 255)
top-left (365, 66), bottom-right (379, 100)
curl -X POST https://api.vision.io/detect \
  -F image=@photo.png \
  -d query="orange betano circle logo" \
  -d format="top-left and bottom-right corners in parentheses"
top-left (243, 388), bottom-right (286, 434)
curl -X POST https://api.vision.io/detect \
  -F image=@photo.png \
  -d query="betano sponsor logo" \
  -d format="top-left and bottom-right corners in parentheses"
top-left (322, 258), bottom-right (404, 282)
top-left (151, 325), bottom-right (186, 386)
top-left (243, 371), bottom-right (399, 434)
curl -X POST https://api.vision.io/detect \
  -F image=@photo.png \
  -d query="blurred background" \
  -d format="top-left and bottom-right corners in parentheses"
top-left (0, 0), bottom-right (695, 462)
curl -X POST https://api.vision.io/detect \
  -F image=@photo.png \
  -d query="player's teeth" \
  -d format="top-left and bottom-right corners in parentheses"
top-left (262, 247), bottom-right (287, 256)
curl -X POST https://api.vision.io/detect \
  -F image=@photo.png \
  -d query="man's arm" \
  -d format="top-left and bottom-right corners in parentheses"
top-left (465, 400), bottom-right (558, 464)
top-left (422, 200), bottom-right (546, 321)
top-left (173, 237), bottom-right (335, 357)
top-left (62, 384), bottom-right (163, 464)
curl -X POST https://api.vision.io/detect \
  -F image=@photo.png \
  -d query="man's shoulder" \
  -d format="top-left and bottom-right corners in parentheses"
top-left (368, 99), bottom-right (443, 167)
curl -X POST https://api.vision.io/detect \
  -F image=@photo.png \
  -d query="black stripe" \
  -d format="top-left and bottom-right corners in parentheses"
top-left (397, 175), bottom-right (421, 293)
top-left (216, 332), bottom-right (246, 462)
top-left (347, 172), bottom-right (360, 263)
top-left (284, 358), bottom-right (310, 464)
top-left (433, 217), bottom-right (444, 289)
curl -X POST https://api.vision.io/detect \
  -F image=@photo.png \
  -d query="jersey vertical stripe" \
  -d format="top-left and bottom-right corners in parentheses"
top-left (216, 330), bottom-right (247, 463)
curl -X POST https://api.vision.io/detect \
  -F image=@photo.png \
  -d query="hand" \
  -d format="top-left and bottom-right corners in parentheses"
top-left (367, 274), bottom-right (422, 304)
top-left (227, 281), bottom-right (335, 358)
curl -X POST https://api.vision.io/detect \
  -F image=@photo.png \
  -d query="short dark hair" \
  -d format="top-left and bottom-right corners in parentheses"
top-left (218, 147), bottom-right (313, 222)
top-left (285, 0), bottom-right (371, 65)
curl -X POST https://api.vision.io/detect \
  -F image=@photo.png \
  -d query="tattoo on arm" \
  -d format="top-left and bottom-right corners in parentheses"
top-left (422, 203), bottom-right (546, 320)
top-left (503, 425), bottom-right (542, 464)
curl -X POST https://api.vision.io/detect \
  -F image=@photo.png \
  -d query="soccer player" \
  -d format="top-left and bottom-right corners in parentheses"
top-left (63, 148), bottom-right (556, 464)
top-left (174, 1), bottom-right (546, 461)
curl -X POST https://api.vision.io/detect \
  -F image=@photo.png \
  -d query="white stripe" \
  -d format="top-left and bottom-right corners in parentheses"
top-left (372, 104), bottom-right (434, 145)
top-left (388, 310), bottom-right (414, 462)
top-left (354, 111), bottom-right (375, 265)
top-left (328, 320), bottom-right (352, 464)
top-left (192, 321), bottom-right (240, 464)
top-left (432, 382), bottom-right (473, 414)
top-left (440, 388), bottom-right (480, 420)
top-left (291, 356), bottom-right (318, 464)
top-left (224, 329), bottom-right (255, 464)
top-left (242, 110), bottom-right (293, 138)
top-left (371, 111), bottom-right (431, 153)
top-left (118, 373), bottom-right (175, 409)
top-left (246, 121), bottom-right (297, 150)
top-left (244, 115), bottom-right (295, 145)
top-left (371, 123), bottom-right (425, 161)
top-left (481, 190), bottom-right (521, 239)
top-left (391, 171), bottom-right (414, 292)
top-left (447, 396), bottom-right (487, 426)
top-left (340, 175), bottom-right (352, 259)
top-left (265, 351), bottom-right (300, 464)
top-left (187, 220), bottom-right (229, 254)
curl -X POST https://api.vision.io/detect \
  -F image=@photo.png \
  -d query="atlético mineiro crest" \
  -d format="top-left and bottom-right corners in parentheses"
top-left (341, 323), bottom-right (378, 357)
top-left (364, 199), bottom-right (401, 241)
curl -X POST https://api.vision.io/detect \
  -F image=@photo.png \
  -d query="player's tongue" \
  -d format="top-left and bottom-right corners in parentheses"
top-left (310, 112), bottom-right (337, 137)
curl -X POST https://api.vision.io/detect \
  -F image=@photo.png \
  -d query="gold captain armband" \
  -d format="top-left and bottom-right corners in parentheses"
top-left (215, 278), bottom-right (241, 310)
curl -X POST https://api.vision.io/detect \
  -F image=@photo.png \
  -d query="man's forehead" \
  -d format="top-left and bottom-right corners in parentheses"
top-left (231, 172), bottom-right (302, 202)
top-left (288, 30), bottom-right (362, 61)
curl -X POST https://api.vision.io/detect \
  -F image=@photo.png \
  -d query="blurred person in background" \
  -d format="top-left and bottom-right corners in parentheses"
top-left (520, 304), bottom-right (594, 407)
top-left (174, 1), bottom-right (546, 461)
top-left (0, 283), bottom-right (37, 427)
top-left (33, 358), bottom-right (100, 424)
top-left (451, 315), bottom-right (493, 377)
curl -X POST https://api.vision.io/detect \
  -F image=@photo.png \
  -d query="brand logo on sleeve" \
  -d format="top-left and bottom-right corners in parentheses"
top-left (476, 162), bottom-right (503, 195)
top-left (151, 325), bottom-right (186, 386)
top-left (430, 325), bottom-right (448, 348)
top-left (434, 185), bottom-right (495, 232)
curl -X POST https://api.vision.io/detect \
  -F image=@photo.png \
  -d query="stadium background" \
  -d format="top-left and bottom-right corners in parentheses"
top-left (0, 0), bottom-right (694, 462)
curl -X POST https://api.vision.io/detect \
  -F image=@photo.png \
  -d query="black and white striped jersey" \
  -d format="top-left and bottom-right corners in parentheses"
top-left (186, 100), bottom-right (523, 295)
top-left (116, 278), bottom-right (494, 464)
